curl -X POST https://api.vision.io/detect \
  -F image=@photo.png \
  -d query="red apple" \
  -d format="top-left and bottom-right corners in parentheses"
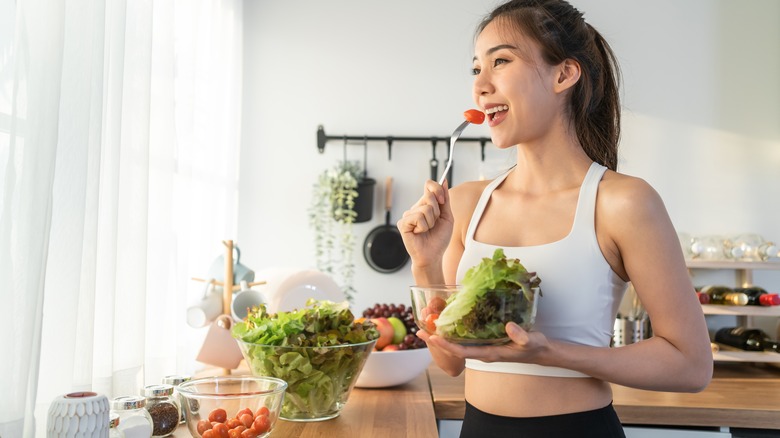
top-left (382, 344), bottom-right (400, 352)
top-left (370, 317), bottom-right (394, 350)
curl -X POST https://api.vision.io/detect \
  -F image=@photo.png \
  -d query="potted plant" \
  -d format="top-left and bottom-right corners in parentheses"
top-left (309, 160), bottom-right (375, 303)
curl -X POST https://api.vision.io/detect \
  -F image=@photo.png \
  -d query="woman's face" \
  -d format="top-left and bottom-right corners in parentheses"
top-left (472, 19), bottom-right (560, 149)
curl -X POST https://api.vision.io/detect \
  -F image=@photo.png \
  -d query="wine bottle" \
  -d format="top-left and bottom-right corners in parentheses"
top-left (697, 285), bottom-right (748, 306)
top-left (714, 327), bottom-right (780, 353)
top-left (734, 286), bottom-right (780, 306)
top-left (695, 291), bottom-right (710, 305)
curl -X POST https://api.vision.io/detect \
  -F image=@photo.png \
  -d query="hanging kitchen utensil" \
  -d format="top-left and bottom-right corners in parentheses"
top-left (342, 137), bottom-right (375, 223)
top-left (363, 177), bottom-right (409, 273)
top-left (430, 139), bottom-right (439, 181)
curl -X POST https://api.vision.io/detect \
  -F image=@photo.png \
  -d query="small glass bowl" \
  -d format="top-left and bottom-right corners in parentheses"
top-left (177, 376), bottom-right (287, 438)
top-left (410, 285), bottom-right (539, 346)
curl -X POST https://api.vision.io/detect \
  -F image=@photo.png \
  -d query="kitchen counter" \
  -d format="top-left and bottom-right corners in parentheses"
top-left (429, 362), bottom-right (780, 430)
top-left (172, 362), bottom-right (780, 436)
top-left (172, 371), bottom-right (439, 437)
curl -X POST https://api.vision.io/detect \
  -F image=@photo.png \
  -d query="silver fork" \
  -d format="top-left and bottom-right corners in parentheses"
top-left (437, 119), bottom-right (471, 185)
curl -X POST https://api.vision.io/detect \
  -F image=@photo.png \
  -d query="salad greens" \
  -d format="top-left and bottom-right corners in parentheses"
top-left (232, 299), bottom-right (379, 420)
top-left (435, 248), bottom-right (541, 340)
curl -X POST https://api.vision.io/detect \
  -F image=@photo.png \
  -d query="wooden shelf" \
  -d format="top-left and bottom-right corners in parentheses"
top-left (702, 304), bottom-right (780, 317)
top-left (713, 349), bottom-right (780, 363)
top-left (686, 260), bottom-right (780, 270)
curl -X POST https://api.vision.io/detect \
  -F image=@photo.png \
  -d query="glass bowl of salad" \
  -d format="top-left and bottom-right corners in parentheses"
top-left (232, 299), bottom-right (379, 421)
top-left (177, 376), bottom-right (287, 438)
top-left (410, 249), bottom-right (541, 346)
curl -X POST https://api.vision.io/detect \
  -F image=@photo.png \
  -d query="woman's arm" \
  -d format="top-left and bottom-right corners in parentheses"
top-left (576, 175), bottom-right (713, 391)
top-left (398, 180), bottom-right (485, 377)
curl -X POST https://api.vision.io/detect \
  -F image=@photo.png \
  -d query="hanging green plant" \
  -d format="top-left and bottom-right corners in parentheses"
top-left (308, 160), bottom-right (364, 303)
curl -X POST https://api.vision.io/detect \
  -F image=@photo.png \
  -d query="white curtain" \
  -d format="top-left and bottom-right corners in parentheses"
top-left (0, 0), bottom-right (243, 436)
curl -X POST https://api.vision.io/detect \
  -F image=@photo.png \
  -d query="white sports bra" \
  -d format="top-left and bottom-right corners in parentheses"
top-left (457, 162), bottom-right (628, 378)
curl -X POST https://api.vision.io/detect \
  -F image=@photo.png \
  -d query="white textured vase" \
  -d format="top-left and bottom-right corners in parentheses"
top-left (47, 392), bottom-right (110, 438)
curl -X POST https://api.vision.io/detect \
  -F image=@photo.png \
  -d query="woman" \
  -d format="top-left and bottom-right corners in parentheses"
top-left (397, 1), bottom-right (713, 436)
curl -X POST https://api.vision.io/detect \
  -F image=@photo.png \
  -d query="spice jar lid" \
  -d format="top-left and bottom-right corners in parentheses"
top-left (109, 413), bottom-right (120, 429)
top-left (112, 395), bottom-right (146, 410)
top-left (162, 374), bottom-right (191, 386)
top-left (144, 384), bottom-right (175, 397)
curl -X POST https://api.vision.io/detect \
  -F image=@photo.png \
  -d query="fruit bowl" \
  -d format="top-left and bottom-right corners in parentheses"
top-left (410, 285), bottom-right (539, 346)
top-left (236, 339), bottom-right (376, 421)
top-left (354, 347), bottom-right (432, 388)
top-left (177, 376), bottom-right (287, 438)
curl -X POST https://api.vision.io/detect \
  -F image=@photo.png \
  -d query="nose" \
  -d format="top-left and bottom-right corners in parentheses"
top-left (472, 70), bottom-right (493, 102)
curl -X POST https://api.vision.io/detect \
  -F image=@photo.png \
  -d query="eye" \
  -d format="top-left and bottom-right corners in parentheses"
top-left (494, 58), bottom-right (509, 67)
top-left (471, 67), bottom-right (481, 76)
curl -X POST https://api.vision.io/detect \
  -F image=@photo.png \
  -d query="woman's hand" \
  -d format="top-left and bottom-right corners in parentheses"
top-left (423, 322), bottom-right (552, 366)
top-left (396, 180), bottom-right (454, 269)
top-left (415, 328), bottom-right (465, 377)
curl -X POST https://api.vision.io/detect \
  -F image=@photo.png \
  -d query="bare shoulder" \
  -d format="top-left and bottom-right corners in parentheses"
top-left (447, 179), bottom-right (492, 240)
top-left (597, 170), bottom-right (666, 219)
top-left (596, 171), bottom-right (679, 281)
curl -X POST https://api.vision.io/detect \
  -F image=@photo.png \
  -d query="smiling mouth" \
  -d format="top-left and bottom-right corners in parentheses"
top-left (485, 104), bottom-right (508, 122)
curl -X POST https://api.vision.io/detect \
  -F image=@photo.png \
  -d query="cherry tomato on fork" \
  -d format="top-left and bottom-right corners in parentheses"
top-left (464, 109), bottom-right (485, 124)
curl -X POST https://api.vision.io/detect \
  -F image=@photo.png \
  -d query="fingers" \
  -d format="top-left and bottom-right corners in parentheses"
top-left (425, 179), bottom-right (448, 205)
top-left (415, 329), bottom-right (432, 342)
top-left (398, 180), bottom-right (449, 234)
top-left (505, 322), bottom-right (530, 345)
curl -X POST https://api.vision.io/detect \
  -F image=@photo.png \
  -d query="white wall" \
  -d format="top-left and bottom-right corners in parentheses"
top-left (237, 0), bottom-right (780, 316)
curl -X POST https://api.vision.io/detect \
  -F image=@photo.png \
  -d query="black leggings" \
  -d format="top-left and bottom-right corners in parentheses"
top-left (459, 401), bottom-right (626, 438)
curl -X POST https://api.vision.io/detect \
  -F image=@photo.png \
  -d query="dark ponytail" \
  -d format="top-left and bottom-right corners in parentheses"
top-left (477, 0), bottom-right (621, 171)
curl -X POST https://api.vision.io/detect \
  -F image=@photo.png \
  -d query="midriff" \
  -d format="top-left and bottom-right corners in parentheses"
top-left (464, 368), bottom-right (613, 417)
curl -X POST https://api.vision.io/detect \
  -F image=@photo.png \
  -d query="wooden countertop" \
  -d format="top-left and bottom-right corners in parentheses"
top-left (171, 361), bottom-right (780, 435)
top-left (428, 362), bottom-right (780, 430)
top-left (173, 371), bottom-right (439, 437)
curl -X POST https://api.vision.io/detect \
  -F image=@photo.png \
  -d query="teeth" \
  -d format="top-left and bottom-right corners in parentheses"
top-left (485, 105), bottom-right (508, 115)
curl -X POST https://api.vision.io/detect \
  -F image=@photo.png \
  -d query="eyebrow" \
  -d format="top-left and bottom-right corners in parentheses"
top-left (473, 44), bottom-right (518, 62)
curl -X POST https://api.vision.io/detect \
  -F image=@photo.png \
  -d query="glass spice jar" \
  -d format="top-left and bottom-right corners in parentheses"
top-left (109, 413), bottom-right (125, 438)
top-left (111, 396), bottom-right (153, 438)
top-left (144, 384), bottom-right (181, 437)
top-left (161, 374), bottom-right (190, 424)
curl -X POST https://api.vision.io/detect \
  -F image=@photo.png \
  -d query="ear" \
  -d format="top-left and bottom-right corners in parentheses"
top-left (553, 59), bottom-right (581, 94)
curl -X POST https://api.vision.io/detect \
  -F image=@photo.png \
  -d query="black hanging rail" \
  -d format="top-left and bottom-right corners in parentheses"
top-left (317, 125), bottom-right (491, 161)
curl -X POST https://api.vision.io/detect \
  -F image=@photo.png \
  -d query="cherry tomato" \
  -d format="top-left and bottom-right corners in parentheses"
top-left (202, 431), bottom-right (216, 438)
top-left (235, 408), bottom-right (253, 419)
top-left (228, 426), bottom-right (246, 438)
top-left (425, 313), bottom-right (439, 333)
top-left (212, 423), bottom-right (230, 438)
top-left (197, 419), bottom-right (213, 435)
top-left (226, 418), bottom-right (241, 429)
top-left (240, 428), bottom-right (259, 438)
top-left (428, 296), bottom-right (447, 313)
top-left (463, 109), bottom-right (485, 124)
top-left (209, 408), bottom-right (228, 423)
top-left (254, 406), bottom-right (270, 418)
top-left (239, 413), bottom-right (254, 428)
top-left (253, 415), bottom-right (271, 434)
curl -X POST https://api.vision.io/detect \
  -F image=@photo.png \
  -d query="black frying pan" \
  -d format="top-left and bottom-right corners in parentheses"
top-left (363, 177), bottom-right (409, 273)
